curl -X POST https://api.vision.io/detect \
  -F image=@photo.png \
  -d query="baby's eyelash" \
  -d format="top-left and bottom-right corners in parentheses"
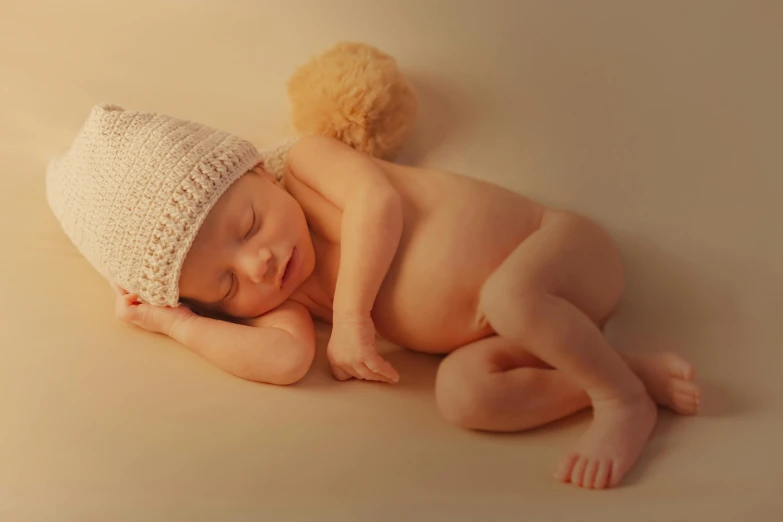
top-left (244, 208), bottom-right (256, 239)
top-left (222, 208), bottom-right (254, 304)
top-left (223, 273), bottom-right (236, 302)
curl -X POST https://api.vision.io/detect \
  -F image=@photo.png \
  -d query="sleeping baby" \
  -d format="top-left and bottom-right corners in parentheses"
top-left (47, 104), bottom-right (701, 489)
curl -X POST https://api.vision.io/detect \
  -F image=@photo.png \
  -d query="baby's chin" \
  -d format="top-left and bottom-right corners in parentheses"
top-left (233, 292), bottom-right (298, 319)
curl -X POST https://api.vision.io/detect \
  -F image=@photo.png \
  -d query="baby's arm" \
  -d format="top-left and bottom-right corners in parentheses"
top-left (286, 136), bottom-right (403, 382)
top-left (287, 136), bottom-right (402, 318)
top-left (170, 300), bottom-right (316, 385)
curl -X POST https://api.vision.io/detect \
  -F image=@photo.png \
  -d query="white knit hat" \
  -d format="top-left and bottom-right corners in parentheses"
top-left (46, 104), bottom-right (295, 307)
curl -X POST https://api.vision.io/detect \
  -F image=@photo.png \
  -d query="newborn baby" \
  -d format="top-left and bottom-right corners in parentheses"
top-left (48, 105), bottom-right (701, 490)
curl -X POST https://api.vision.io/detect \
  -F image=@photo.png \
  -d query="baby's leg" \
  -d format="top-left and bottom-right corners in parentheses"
top-left (435, 335), bottom-right (591, 432)
top-left (436, 336), bottom-right (701, 430)
top-left (476, 211), bottom-right (661, 488)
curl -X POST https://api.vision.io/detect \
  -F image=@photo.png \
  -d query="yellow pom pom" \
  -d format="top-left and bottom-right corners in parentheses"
top-left (287, 42), bottom-right (418, 159)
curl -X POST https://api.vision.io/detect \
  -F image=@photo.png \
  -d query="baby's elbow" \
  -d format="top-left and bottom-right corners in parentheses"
top-left (276, 345), bottom-right (315, 385)
top-left (249, 338), bottom-right (315, 386)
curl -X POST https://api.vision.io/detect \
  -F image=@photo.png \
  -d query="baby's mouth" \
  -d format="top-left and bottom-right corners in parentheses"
top-left (280, 247), bottom-right (297, 287)
top-left (278, 248), bottom-right (294, 287)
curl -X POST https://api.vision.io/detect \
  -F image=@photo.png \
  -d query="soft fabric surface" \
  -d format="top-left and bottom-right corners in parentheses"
top-left (1, 1), bottom-right (780, 520)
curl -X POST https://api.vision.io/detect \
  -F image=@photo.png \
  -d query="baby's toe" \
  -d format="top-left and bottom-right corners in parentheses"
top-left (662, 352), bottom-right (695, 381)
top-left (672, 381), bottom-right (701, 414)
top-left (554, 452), bottom-right (579, 483)
top-left (570, 456), bottom-right (588, 486)
top-left (609, 460), bottom-right (625, 488)
top-left (593, 459), bottom-right (612, 489)
top-left (582, 460), bottom-right (599, 489)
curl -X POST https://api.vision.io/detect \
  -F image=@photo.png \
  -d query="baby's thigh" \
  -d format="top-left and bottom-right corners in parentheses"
top-left (482, 210), bottom-right (625, 326)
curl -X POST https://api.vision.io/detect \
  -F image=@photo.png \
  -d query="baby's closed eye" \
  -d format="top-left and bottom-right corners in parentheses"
top-left (244, 206), bottom-right (257, 239)
top-left (222, 206), bottom-right (260, 302)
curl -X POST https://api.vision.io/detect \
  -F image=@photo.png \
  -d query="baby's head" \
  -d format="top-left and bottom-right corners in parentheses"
top-left (47, 104), bottom-right (312, 319)
top-left (178, 162), bottom-right (314, 319)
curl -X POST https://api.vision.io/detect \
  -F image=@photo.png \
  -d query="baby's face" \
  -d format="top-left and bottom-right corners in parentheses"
top-left (178, 165), bottom-right (314, 319)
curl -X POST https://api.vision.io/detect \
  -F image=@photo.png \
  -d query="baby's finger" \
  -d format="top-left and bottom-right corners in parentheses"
top-left (116, 294), bottom-right (141, 321)
top-left (365, 353), bottom-right (400, 383)
top-left (359, 363), bottom-right (396, 384)
top-left (116, 301), bottom-right (139, 323)
top-left (342, 363), bottom-right (364, 381)
top-left (353, 363), bottom-right (382, 382)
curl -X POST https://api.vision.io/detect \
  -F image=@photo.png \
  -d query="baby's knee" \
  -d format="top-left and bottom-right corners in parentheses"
top-left (435, 352), bottom-right (503, 430)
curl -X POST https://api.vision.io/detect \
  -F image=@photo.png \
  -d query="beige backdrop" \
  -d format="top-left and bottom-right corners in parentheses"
top-left (1, 1), bottom-right (781, 521)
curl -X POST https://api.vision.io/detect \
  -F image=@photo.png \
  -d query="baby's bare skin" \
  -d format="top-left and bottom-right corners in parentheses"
top-left (177, 136), bottom-right (701, 489)
top-left (287, 158), bottom-right (543, 350)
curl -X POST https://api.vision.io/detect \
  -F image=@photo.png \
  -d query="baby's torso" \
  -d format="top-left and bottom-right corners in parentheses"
top-left (289, 159), bottom-right (547, 353)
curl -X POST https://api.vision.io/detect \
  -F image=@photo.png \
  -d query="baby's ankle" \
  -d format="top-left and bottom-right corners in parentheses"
top-left (590, 383), bottom-right (649, 407)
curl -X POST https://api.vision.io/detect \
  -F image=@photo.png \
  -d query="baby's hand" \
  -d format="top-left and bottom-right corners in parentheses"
top-left (113, 284), bottom-right (195, 337)
top-left (327, 315), bottom-right (399, 384)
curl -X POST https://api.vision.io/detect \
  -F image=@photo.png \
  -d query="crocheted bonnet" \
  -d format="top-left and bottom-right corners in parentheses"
top-left (46, 104), bottom-right (295, 307)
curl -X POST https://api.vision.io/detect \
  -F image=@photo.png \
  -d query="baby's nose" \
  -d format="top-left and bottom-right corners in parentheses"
top-left (242, 247), bottom-right (273, 284)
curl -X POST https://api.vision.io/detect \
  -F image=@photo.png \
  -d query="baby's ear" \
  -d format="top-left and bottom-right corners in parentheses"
top-left (248, 163), bottom-right (276, 183)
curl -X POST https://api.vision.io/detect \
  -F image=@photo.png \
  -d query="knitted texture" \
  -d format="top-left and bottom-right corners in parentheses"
top-left (46, 104), bottom-right (295, 307)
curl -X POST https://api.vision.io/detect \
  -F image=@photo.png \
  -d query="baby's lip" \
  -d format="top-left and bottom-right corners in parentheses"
top-left (276, 250), bottom-right (293, 287)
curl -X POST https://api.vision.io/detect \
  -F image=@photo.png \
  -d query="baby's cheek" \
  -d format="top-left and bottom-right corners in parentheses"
top-left (236, 288), bottom-right (276, 318)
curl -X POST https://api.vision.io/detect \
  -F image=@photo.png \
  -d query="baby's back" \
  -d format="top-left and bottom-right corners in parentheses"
top-left (367, 160), bottom-right (547, 352)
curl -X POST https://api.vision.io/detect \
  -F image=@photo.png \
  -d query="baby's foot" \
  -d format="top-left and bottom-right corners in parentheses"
top-left (624, 352), bottom-right (701, 415)
top-left (554, 392), bottom-right (658, 489)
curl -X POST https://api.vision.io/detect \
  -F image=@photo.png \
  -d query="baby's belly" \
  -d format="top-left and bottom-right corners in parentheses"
top-left (371, 275), bottom-right (491, 354)
top-left (301, 162), bottom-right (547, 353)
top-left (370, 177), bottom-right (545, 353)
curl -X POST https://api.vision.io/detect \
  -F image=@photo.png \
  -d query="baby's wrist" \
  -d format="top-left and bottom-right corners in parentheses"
top-left (168, 312), bottom-right (199, 341)
top-left (332, 308), bottom-right (372, 324)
